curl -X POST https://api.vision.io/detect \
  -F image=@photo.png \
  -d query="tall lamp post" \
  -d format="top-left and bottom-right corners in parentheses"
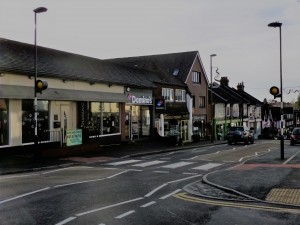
top-left (268, 21), bottom-right (284, 160)
top-left (33, 7), bottom-right (47, 146)
top-left (210, 54), bottom-right (217, 143)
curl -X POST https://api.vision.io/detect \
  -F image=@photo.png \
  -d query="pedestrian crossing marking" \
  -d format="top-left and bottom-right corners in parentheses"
top-left (132, 160), bottom-right (167, 167)
top-left (106, 159), bottom-right (141, 166)
top-left (161, 162), bottom-right (195, 169)
top-left (191, 163), bottom-right (223, 171)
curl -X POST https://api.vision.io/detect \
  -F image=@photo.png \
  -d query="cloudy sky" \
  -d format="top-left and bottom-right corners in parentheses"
top-left (1, 0), bottom-right (299, 102)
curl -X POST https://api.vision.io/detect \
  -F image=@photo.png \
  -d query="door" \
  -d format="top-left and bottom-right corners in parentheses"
top-left (180, 120), bottom-right (189, 142)
top-left (61, 105), bottom-right (72, 143)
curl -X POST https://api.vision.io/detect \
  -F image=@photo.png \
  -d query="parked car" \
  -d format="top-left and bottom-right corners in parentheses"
top-left (290, 127), bottom-right (300, 146)
top-left (226, 126), bottom-right (254, 145)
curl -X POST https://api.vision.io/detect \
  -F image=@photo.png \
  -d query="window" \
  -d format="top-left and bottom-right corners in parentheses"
top-left (192, 71), bottom-right (201, 83)
top-left (199, 96), bottom-right (205, 108)
top-left (173, 69), bottom-right (180, 76)
top-left (175, 89), bottom-right (186, 102)
top-left (0, 99), bottom-right (9, 146)
top-left (162, 88), bottom-right (174, 102)
top-left (90, 102), bottom-right (120, 135)
top-left (22, 99), bottom-right (49, 143)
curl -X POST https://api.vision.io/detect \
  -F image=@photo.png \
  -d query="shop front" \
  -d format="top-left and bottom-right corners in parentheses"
top-left (125, 89), bottom-right (153, 141)
top-left (155, 101), bottom-right (190, 143)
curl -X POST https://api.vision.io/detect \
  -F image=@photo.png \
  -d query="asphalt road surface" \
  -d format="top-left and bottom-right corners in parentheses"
top-left (1, 140), bottom-right (299, 224)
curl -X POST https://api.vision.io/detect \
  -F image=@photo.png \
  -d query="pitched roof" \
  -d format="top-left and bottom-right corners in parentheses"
top-left (0, 38), bottom-right (165, 88)
top-left (105, 51), bottom-right (199, 85)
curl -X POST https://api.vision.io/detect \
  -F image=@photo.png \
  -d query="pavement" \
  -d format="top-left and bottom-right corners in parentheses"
top-left (1, 139), bottom-right (300, 207)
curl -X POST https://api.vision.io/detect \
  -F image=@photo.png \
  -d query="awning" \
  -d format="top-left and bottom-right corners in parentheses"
top-left (0, 85), bottom-right (128, 102)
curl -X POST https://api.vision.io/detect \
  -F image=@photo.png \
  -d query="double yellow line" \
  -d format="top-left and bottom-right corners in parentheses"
top-left (175, 192), bottom-right (300, 214)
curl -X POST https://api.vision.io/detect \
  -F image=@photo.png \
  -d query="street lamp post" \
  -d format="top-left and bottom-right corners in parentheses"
top-left (210, 54), bottom-right (217, 143)
top-left (33, 7), bottom-right (47, 147)
top-left (268, 21), bottom-right (284, 160)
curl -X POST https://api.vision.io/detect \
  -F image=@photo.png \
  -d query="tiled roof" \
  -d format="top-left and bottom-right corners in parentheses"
top-left (0, 38), bottom-right (165, 88)
top-left (105, 51), bottom-right (199, 86)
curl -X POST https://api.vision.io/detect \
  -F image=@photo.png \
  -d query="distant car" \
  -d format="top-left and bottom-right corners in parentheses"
top-left (226, 126), bottom-right (254, 145)
top-left (290, 127), bottom-right (300, 146)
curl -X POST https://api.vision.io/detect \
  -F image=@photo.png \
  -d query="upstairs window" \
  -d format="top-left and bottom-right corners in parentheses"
top-left (199, 96), bottom-right (205, 108)
top-left (162, 88), bottom-right (174, 102)
top-left (175, 89), bottom-right (186, 102)
top-left (192, 71), bottom-right (201, 83)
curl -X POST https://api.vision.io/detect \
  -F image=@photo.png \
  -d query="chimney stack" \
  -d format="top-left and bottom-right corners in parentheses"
top-left (237, 82), bottom-right (245, 92)
top-left (220, 77), bottom-right (229, 86)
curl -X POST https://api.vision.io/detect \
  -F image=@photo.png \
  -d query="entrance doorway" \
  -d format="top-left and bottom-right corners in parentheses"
top-left (180, 120), bottom-right (189, 142)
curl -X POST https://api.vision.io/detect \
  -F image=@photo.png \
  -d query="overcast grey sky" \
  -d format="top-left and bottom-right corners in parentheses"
top-left (1, 0), bottom-right (299, 102)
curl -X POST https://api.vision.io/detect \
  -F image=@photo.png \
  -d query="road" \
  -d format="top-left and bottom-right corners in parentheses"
top-left (0, 140), bottom-right (300, 224)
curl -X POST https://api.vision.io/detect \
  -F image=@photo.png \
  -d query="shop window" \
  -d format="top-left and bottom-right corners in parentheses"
top-left (0, 99), bottom-right (9, 146)
top-left (22, 100), bottom-right (49, 143)
top-left (89, 102), bottom-right (120, 136)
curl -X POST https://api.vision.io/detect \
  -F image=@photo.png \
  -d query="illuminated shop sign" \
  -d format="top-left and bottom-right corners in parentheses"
top-left (128, 94), bottom-right (152, 105)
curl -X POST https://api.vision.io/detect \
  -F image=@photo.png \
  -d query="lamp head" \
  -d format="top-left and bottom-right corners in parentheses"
top-left (268, 22), bottom-right (282, 28)
top-left (34, 7), bottom-right (47, 13)
top-left (210, 54), bottom-right (217, 57)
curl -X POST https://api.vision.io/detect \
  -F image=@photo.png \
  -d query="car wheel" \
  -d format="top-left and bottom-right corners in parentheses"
top-left (291, 141), bottom-right (294, 146)
top-left (228, 141), bottom-right (232, 145)
top-left (244, 139), bottom-right (249, 145)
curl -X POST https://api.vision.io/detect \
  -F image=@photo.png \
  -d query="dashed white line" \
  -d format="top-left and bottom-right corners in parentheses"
top-left (106, 159), bottom-right (141, 166)
top-left (133, 160), bottom-right (166, 167)
top-left (115, 210), bottom-right (135, 219)
top-left (75, 197), bottom-right (143, 217)
top-left (161, 161), bottom-right (194, 169)
top-left (140, 201), bottom-right (156, 208)
top-left (153, 171), bottom-right (169, 173)
top-left (54, 178), bottom-right (106, 188)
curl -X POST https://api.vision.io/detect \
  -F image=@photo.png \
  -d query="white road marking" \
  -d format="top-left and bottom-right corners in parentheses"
top-left (182, 172), bottom-right (198, 175)
top-left (42, 166), bottom-right (93, 175)
top-left (192, 163), bottom-right (223, 171)
top-left (161, 161), bottom-right (194, 169)
top-left (0, 173), bottom-right (39, 179)
top-left (145, 183), bottom-right (168, 197)
top-left (153, 171), bottom-right (169, 173)
top-left (160, 189), bottom-right (182, 199)
top-left (54, 217), bottom-right (77, 225)
top-left (107, 170), bottom-right (130, 178)
top-left (283, 151), bottom-right (300, 164)
top-left (115, 210), bottom-right (135, 219)
top-left (0, 187), bottom-right (50, 205)
top-left (132, 160), bottom-right (166, 167)
top-left (140, 201), bottom-right (156, 208)
top-left (106, 159), bottom-right (141, 166)
top-left (160, 157), bottom-right (171, 160)
top-left (54, 178), bottom-right (106, 188)
top-left (76, 198), bottom-right (143, 217)
top-left (167, 174), bottom-right (202, 184)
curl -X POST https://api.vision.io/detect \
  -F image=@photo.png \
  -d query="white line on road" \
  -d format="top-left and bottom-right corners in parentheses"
top-left (140, 201), bottom-right (156, 208)
top-left (161, 161), bottom-right (194, 169)
top-left (107, 170), bottom-right (130, 178)
top-left (54, 178), bottom-right (106, 188)
top-left (106, 159), bottom-right (141, 166)
top-left (76, 197), bottom-right (144, 217)
top-left (0, 187), bottom-right (50, 205)
top-left (160, 189), bottom-right (182, 199)
top-left (153, 170), bottom-right (169, 173)
top-left (145, 183), bottom-right (168, 197)
top-left (115, 210), bottom-right (135, 219)
top-left (283, 151), bottom-right (300, 164)
top-left (167, 174), bottom-right (202, 184)
top-left (42, 166), bottom-right (93, 175)
top-left (132, 160), bottom-right (166, 167)
top-left (192, 163), bottom-right (223, 171)
top-left (54, 217), bottom-right (77, 225)
top-left (182, 172), bottom-right (198, 175)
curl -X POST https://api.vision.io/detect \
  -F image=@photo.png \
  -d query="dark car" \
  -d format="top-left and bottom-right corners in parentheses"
top-left (226, 126), bottom-right (254, 145)
top-left (290, 127), bottom-right (300, 146)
